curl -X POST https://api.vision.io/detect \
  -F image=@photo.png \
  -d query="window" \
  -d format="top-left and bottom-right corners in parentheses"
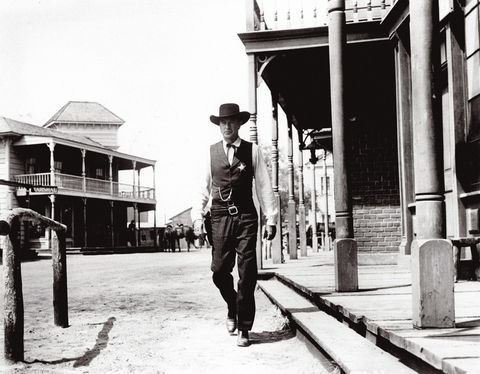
top-left (465, 1), bottom-right (480, 140)
top-left (25, 157), bottom-right (36, 174)
top-left (54, 161), bottom-right (62, 173)
top-left (96, 168), bottom-right (105, 179)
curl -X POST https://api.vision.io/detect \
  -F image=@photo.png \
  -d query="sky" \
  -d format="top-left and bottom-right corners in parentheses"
top-left (0, 0), bottom-right (295, 223)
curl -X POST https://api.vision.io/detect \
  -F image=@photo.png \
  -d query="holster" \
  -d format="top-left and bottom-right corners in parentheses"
top-left (204, 211), bottom-right (213, 245)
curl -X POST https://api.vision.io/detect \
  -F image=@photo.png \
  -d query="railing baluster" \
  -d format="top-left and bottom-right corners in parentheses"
top-left (286, 0), bottom-right (291, 28)
top-left (260, 0), bottom-right (266, 30)
top-left (300, 0), bottom-right (304, 25)
top-left (274, 0), bottom-right (278, 29)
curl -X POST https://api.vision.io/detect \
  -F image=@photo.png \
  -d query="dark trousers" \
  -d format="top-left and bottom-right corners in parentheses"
top-left (210, 212), bottom-right (258, 331)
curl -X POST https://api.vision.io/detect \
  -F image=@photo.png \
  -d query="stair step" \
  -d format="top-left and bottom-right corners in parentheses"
top-left (258, 279), bottom-right (417, 374)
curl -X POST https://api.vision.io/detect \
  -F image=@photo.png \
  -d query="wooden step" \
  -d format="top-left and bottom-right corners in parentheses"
top-left (258, 279), bottom-right (417, 374)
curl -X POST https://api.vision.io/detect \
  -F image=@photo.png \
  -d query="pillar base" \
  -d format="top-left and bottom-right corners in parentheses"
top-left (334, 238), bottom-right (358, 292)
top-left (411, 239), bottom-right (455, 328)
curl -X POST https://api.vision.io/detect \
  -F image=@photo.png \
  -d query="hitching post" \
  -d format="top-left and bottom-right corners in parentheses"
top-left (1, 208), bottom-right (68, 363)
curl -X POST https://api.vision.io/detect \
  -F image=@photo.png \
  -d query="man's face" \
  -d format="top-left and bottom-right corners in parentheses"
top-left (219, 118), bottom-right (242, 143)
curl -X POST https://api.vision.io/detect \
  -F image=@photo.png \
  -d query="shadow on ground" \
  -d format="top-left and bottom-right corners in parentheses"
top-left (26, 317), bottom-right (116, 368)
top-left (249, 328), bottom-right (295, 345)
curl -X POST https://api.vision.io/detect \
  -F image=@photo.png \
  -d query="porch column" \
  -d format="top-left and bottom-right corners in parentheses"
top-left (328, 0), bottom-right (358, 291)
top-left (110, 201), bottom-right (115, 248)
top-left (49, 194), bottom-right (56, 221)
top-left (3, 138), bottom-right (14, 209)
top-left (394, 32), bottom-right (415, 263)
top-left (82, 198), bottom-right (88, 247)
top-left (247, 52), bottom-right (263, 270)
top-left (48, 195), bottom-right (55, 248)
top-left (132, 161), bottom-right (137, 198)
top-left (310, 153), bottom-right (319, 252)
top-left (81, 149), bottom-right (86, 192)
top-left (108, 155), bottom-right (113, 196)
top-left (410, 0), bottom-right (454, 328)
top-left (48, 142), bottom-right (56, 186)
top-left (136, 203), bottom-right (141, 246)
top-left (153, 165), bottom-right (158, 248)
top-left (137, 169), bottom-right (141, 199)
top-left (445, 21), bottom-right (467, 236)
top-left (287, 121), bottom-right (297, 260)
top-left (297, 131), bottom-right (307, 257)
top-left (323, 150), bottom-right (330, 250)
top-left (271, 93), bottom-right (283, 264)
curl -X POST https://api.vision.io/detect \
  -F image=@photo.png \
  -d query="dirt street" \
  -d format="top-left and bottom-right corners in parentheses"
top-left (0, 247), bottom-right (337, 374)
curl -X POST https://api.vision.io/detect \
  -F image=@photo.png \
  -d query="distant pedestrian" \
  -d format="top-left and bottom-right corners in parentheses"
top-left (192, 103), bottom-right (278, 347)
top-left (127, 220), bottom-right (136, 247)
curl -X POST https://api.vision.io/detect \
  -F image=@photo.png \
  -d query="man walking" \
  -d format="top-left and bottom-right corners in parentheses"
top-left (192, 103), bottom-right (277, 347)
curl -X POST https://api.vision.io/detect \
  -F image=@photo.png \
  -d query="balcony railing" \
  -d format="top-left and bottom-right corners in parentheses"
top-left (13, 173), bottom-right (155, 202)
top-left (252, 0), bottom-right (394, 31)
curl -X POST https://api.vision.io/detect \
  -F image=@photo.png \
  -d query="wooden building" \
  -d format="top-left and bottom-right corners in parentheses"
top-left (0, 101), bottom-right (156, 252)
top-left (240, 0), bottom-right (478, 328)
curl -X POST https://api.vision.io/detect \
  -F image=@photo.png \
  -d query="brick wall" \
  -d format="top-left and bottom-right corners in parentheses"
top-left (349, 122), bottom-right (401, 253)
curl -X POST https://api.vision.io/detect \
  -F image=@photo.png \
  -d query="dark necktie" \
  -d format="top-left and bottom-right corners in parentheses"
top-left (226, 143), bottom-right (236, 151)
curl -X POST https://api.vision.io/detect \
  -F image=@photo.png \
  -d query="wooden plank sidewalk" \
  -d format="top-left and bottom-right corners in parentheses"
top-left (261, 250), bottom-right (480, 374)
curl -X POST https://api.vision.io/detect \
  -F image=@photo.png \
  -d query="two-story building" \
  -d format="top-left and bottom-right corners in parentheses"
top-left (240, 0), bottom-right (478, 325)
top-left (0, 101), bottom-right (157, 252)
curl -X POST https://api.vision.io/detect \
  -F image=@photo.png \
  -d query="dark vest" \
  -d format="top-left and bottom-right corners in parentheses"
top-left (210, 140), bottom-right (255, 214)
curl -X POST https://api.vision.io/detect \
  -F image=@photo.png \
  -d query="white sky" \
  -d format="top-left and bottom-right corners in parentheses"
top-left (0, 0), bottom-right (295, 223)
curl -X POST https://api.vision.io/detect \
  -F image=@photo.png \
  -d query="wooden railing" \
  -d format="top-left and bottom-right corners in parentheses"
top-left (14, 172), bottom-right (50, 186)
top-left (13, 173), bottom-right (155, 202)
top-left (251, 0), bottom-right (394, 31)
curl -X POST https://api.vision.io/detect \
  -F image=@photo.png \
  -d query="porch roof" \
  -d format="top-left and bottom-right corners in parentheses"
top-left (0, 116), bottom-right (155, 168)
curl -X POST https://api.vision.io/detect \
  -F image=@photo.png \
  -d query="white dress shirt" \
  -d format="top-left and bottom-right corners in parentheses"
top-left (191, 137), bottom-right (278, 226)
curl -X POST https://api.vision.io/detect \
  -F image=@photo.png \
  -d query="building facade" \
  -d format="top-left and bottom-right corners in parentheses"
top-left (0, 101), bottom-right (156, 252)
top-left (241, 0), bottom-right (475, 325)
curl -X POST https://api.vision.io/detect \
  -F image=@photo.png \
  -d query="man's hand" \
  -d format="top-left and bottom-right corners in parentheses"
top-left (193, 219), bottom-right (203, 236)
top-left (263, 225), bottom-right (276, 241)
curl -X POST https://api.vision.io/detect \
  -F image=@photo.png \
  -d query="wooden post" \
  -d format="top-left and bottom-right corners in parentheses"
top-left (81, 149), bottom-right (86, 192)
top-left (108, 155), bottom-right (113, 196)
top-left (247, 53), bottom-right (263, 270)
top-left (245, 0), bottom-right (256, 31)
top-left (445, 21), bottom-right (467, 236)
top-left (135, 203), bottom-right (141, 247)
top-left (3, 216), bottom-right (24, 362)
top-left (297, 132), bottom-right (307, 257)
top-left (132, 161), bottom-right (137, 198)
top-left (394, 31), bottom-right (415, 263)
top-left (52, 229), bottom-right (68, 328)
top-left (410, 0), bottom-right (454, 328)
top-left (48, 141), bottom-right (55, 186)
top-left (328, 0), bottom-right (358, 291)
top-left (82, 197), bottom-right (88, 247)
top-left (287, 121), bottom-right (297, 260)
top-left (2, 209), bottom-right (68, 362)
top-left (310, 156), bottom-right (319, 252)
top-left (110, 201), bottom-right (115, 248)
top-left (137, 169), bottom-right (141, 199)
top-left (153, 165), bottom-right (158, 248)
top-left (271, 93), bottom-right (283, 264)
top-left (323, 150), bottom-right (330, 250)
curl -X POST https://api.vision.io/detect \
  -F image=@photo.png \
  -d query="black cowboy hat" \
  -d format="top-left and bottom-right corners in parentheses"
top-left (210, 103), bottom-right (250, 125)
